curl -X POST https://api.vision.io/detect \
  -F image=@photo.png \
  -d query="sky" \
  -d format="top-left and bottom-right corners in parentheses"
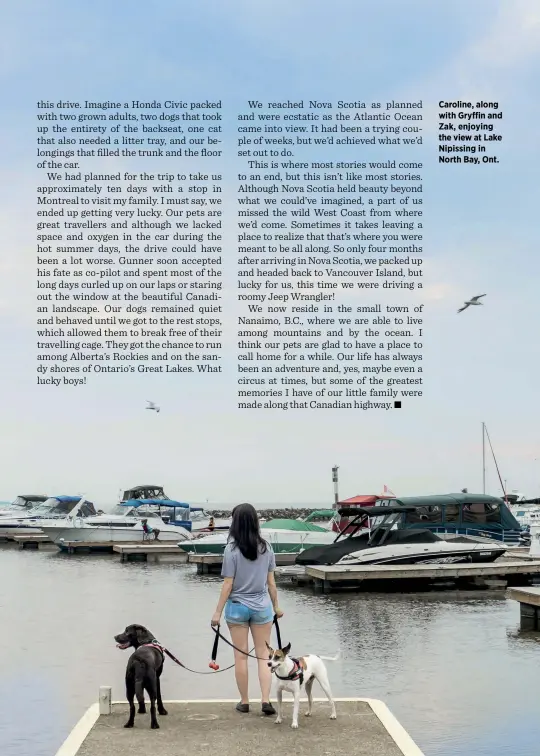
top-left (1, 0), bottom-right (539, 508)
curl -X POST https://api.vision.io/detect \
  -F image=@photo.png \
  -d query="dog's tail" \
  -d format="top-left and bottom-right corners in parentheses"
top-left (318, 651), bottom-right (341, 662)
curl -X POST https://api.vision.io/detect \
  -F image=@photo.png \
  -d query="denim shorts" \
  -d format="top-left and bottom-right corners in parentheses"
top-left (224, 599), bottom-right (274, 625)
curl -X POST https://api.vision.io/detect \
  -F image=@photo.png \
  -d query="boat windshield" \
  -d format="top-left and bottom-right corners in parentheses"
top-left (136, 508), bottom-right (162, 519)
top-left (29, 498), bottom-right (83, 516)
top-left (9, 497), bottom-right (30, 510)
top-left (189, 509), bottom-right (209, 521)
top-left (108, 504), bottom-right (130, 516)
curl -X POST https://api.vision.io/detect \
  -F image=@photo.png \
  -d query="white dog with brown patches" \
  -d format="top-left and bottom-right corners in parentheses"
top-left (266, 641), bottom-right (338, 729)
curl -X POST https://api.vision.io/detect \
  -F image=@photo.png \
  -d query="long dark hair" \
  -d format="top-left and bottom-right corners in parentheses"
top-left (228, 503), bottom-right (268, 561)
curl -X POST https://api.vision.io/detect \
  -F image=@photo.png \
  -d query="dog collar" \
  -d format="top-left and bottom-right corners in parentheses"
top-left (275, 658), bottom-right (304, 684)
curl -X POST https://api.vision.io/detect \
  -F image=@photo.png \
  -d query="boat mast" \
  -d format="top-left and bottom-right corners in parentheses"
top-left (482, 422), bottom-right (486, 494)
top-left (484, 424), bottom-right (508, 505)
top-left (332, 465), bottom-right (339, 509)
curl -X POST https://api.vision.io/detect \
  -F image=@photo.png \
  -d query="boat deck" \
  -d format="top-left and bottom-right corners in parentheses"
top-left (57, 698), bottom-right (423, 756)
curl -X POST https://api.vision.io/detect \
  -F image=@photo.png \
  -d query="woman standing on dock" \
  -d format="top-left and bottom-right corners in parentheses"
top-left (211, 503), bottom-right (283, 715)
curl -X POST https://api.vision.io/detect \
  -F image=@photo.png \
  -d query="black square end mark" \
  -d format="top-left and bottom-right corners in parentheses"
top-left (394, 401), bottom-right (402, 409)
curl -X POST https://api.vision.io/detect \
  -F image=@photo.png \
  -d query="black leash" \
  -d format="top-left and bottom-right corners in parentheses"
top-left (157, 615), bottom-right (282, 675)
top-left (211, 614), bottom-right (282, 663)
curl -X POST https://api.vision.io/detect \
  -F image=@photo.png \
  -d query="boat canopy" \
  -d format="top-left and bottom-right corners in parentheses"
top-left (121, 498), bottom-right (189, 509)
top-left (121, 485), bottom-right (168, 502)
top-left (261, 518), bottom-right (327, 532)
top-left (338, 505), bottom-right (418, 518)
top-left (395, 493), bottom-right (520, 530)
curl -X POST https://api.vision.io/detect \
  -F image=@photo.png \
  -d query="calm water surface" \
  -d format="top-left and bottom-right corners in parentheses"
top-left (1, 546), bottom-right (539, 756)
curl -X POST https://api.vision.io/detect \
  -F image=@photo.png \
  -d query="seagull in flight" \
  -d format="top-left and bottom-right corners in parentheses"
top-left (146, 401), bottom-right (160, 413)
top-left (458, 294), bottom-right (486, 313)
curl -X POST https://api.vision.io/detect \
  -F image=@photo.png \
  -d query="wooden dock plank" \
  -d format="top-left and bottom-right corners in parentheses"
top-left (188, 552), bottom-right (298, 574)
top-left (507, 586), bottom-right (540, 607)
top-left (188, 552), bottom-right (298, 566)
top-left (305, 559), bottom-right (540, 582)
top-left (12, 534), bottom-right (50, 542)
top-left (11, 534), bottom-right (54, 549)
top-left (112, 544), bottom-right (187, 555)
top-left (506, 586), bottom-right (540, 630)
top-left (56, 699), bottom-right (423, 756)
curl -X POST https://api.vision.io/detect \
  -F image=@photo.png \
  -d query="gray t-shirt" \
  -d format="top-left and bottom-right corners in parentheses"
top-left (221, 540), bottom-right (276, 611)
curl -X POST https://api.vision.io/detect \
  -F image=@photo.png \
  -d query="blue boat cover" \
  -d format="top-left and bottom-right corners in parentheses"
top-left (121, 498), bottom-right (189, 509)
top-left (51, 495), bottom-right (88, 503)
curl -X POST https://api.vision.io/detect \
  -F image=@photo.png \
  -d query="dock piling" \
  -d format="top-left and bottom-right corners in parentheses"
top-left (98, 687), bottom-right (111, 716)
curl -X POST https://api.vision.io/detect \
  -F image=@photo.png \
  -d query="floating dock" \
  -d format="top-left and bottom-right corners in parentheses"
top-left (54, 542), bottom-right (189, 561)
top-left (12, 534), bottom-right (54, 550)
top-left (506, 586), bottom-right (540, 630)
top-left (114, 545), bottom-right (188, 563)
top-left (55, 693), bottom-right (423, 756)
top-left (187, 552), bottom-right (298, 574)
top-left (302, 560), bottom-right (540, 593)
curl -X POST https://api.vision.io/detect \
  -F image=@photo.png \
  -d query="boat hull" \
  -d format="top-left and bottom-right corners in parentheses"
top-left (336, 542), bottom-right (506, 566)
top-left (0, 520), bottom-right (64, 538)
top-left (181, 529), bottom-right (335, 555)
top-left (41, 524), bottom-right (191, 544)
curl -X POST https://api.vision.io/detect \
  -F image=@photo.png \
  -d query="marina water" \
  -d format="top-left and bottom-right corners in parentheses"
top-left (1, 546), bottom-right (539, 756)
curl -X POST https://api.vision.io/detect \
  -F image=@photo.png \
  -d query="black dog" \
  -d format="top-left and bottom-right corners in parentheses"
top-left (114, 624), bottom-right (168, 729)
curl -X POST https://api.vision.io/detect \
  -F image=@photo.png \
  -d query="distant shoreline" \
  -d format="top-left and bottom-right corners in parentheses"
top-left (207, 507), bottom-right (332, 520)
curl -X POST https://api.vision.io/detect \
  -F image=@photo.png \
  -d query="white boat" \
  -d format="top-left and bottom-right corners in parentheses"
top-left (0, 494), bottom-right (48, 517)
top-left (180, 517), bottom-right (336, 555)
top-left (41, 504), bottom-right (193, 545)
top-left (0, 495), bottom-right (96, 538)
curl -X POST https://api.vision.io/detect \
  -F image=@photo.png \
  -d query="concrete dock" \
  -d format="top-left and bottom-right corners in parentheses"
top-left (506, 586), bottom-right (540, 630)
top-left (55, 697), bottom-right (423, 756)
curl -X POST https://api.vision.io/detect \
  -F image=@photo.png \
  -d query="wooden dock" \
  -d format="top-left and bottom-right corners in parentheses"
top-left (506, 586), bottom-right (540, 630)
top-left (12, 534), bottom-right (54, 550)
top-left (55, 693), bottom-right (423, 756)
top-left (113, 545), bottom-right (189, 563)
top-left (188, 552), bottom-right (298, 574)
top-left (304, 560), bottom-right (540, 593)
top-left (55, 541), bottom-right (189, 562)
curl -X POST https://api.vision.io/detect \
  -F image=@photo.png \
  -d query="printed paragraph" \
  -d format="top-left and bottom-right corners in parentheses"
top-left (236, 98), bottom-right (424, 411)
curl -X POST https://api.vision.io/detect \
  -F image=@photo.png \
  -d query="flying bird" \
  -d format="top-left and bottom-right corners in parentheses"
top-left (458, 294), bottom-right (486, 313)
top-left (146, 401), bottom-right (160, 413)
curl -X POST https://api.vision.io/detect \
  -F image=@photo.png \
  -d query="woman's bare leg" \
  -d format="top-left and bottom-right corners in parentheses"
top-left (228, 623), bottom-right (250, 703)
top-left (250, 621), bottom-right (273, 703)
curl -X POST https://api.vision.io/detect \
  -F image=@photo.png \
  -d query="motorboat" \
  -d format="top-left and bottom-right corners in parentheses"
top-left (0, 495), bottom-right (96, 538)
top-left (0, 494), bottom-right (48, 517)
top-left (41, 502), bottom-right (193, 545)
top-left (118, 484), bottom-right (221, 532)
top-left (295, 505), bottom-right (508, 566)
top-left (179, 517), bottom-right (336, 555)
